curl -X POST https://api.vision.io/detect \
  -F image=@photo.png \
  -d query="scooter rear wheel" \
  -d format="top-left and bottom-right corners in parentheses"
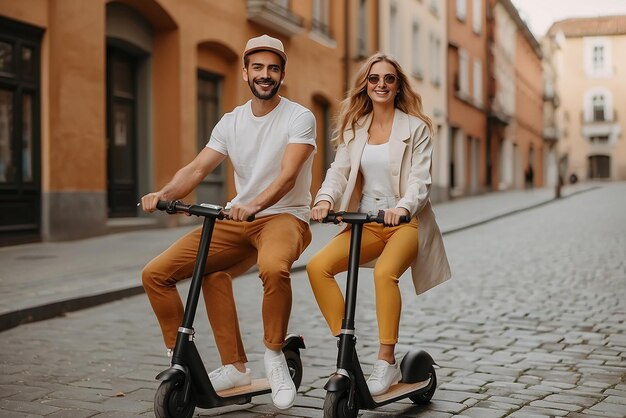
top-left (323, 390), bottom-right (358, 418)
top-left (284, 349), bottom-right (303, 389)
top-left (154, 379), bottom-right (196, 418)
top-left (409, 365), bottom-right (437, 405)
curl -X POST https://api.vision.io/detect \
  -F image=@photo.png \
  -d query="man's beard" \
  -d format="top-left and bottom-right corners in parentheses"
top-left (248, 77), bottom-right (281, 100)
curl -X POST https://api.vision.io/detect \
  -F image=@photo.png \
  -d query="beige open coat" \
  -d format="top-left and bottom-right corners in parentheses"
top-left (314, 109), bottom-right (451, 295)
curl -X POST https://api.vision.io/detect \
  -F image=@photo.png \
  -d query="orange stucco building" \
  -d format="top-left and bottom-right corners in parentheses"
top-left (0, 0), bottom-right (346, 244)
top-left (447, 0), bottom-right (488, 196)
top-left (513, 20), bottom-right (544, 189)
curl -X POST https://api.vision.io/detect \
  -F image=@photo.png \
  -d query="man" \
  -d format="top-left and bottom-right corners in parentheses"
top-left (141, 34), bottom-right (316, 410)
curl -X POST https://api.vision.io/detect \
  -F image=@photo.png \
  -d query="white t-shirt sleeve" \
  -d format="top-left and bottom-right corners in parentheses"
top-left (288, 110), bottom-right (317, 148)
top-left (206, 115), bottom-right (229, 155)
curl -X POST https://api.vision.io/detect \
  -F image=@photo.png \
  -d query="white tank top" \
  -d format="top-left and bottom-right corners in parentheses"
top-left (360, 142), bottom-right (394, 198)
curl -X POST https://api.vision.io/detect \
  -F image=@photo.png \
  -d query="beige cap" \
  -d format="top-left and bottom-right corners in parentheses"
top-left (243, 34), bottom-right (287, 62)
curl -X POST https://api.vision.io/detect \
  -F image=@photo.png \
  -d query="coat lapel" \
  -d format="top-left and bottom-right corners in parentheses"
top-left (388, 109), bottom-right (410, 197)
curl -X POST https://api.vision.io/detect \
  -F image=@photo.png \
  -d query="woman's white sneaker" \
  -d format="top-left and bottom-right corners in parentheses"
top-left (366, 359), bottom-right (401, 396)
top-left (208, 364), bottom-right (251, 392)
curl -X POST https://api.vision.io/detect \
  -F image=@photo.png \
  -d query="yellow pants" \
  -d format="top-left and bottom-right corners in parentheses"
top-left (306, 219), bottom-right (418, 345)
top-left (142, 214), bottom-right (311, 364)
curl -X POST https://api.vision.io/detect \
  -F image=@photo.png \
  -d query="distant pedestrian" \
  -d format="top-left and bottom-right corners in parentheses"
top-left (525, 164), bottom-right (534, 189)
top-left (307, 53), bottom-right (451, 396)
top-left (140, 34), bottom-right (316, 410)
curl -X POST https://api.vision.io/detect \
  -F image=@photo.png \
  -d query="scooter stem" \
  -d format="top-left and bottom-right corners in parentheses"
top-left (181, 216), bottom-right (216, 329)
top-left (344, 222), bottom-right (363, 329)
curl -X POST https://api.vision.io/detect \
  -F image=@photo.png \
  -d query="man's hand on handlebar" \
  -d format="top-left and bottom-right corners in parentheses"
top-left (384, 207), bottom-right (411, 226)
top-left (226, 202), bottom-right (259, 222)
top-left (140, 192), bottom-right (166, 213)
top-left (311, 201), bottom-right (332, 222)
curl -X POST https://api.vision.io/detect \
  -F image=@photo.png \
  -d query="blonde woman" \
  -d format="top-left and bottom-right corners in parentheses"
top-left (307, 53), bottom-right (451, 396)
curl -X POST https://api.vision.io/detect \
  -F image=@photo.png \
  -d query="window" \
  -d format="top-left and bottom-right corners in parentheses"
top-left (473, 59), bottom-right (482, 105)
top-left (584, 37), bottom-right (612, 77)
top-left (456, 0), bottom-right (467, 21)
top-left (584, 88), bottom-right (612, 122)
top-left (458, 49), bottom-right (469, 96)
top-left (312, 0), bottom-right (331, 37)
top-left (473, 0), bottom-right (482, 33)
top-left (592, 95), bottom-right (605, 121)
top-left (592, 45), bottom-right (604, 71)
top-left (0, 38), bottom-right (39, 185)
top-left (590, 135), bottom-right (609, 143)
top-left (197, 71), bottom-right (222, 152)
top-left (412, 23), bottom-right (422, 77)
top-left (430, 33), bottom-right (441, 86)
top-left (0, 16), bottom-right (43, 243)
top-left (357, 0), bottom-right (368, 56)
top-left (430, 0), bottom-right (439, 15)
top-left (389, 3), bottom-right (400, 58)
top-left (197, 70), bottom-right (226, 204)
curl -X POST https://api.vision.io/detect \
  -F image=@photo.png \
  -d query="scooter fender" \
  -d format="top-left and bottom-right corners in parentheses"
top-left (282, 333), bottom-right (306, 352)
top-left (324, 372), bottom-right (351, 392)
top-left (400, 350), bottom-right (437, 383)
top-left (155, 365), bottom-right (187, 382)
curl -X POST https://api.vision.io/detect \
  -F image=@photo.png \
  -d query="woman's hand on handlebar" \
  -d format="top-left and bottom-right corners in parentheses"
top-left (385, 207), bottom-right (411, 226)
top-left (140, 192), bottom-right (165, 213)
top-left (310, 201), bottom-right (331, 222)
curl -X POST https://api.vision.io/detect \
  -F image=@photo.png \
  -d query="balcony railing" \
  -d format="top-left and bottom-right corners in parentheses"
top-left (543, 126), bottom-right (559, 142)
top-left (247, 0), bottom-right (304, 37)
top-left (581, 109), bottom-right (617, 124)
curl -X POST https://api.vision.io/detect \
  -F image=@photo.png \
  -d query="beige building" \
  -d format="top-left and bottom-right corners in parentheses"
top-left (549, 16), bottom-right (626, 182)
top-left (0, 0), bottom-right (346, 245)
top-left (541, 29), bottom-right (564, 188)
top-left (486, 0), bottom-right (544, 190)
top-left (378, 0), bottom-right (449, 201)
top-left (489, 0), bottom-right (517, 190)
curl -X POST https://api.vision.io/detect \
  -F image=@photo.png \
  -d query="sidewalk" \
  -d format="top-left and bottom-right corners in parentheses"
top-left (0, 183), bottom-right (597, 332)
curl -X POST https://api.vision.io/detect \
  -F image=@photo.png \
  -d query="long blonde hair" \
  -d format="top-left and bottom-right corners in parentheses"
top-left (332, 53), bottom-right (433, 147)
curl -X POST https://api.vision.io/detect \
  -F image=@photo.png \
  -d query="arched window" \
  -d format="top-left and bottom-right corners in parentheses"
top-left (592, 94), bottom-right (605, 121)
top-left (583, 88), bottom-right (612, 122)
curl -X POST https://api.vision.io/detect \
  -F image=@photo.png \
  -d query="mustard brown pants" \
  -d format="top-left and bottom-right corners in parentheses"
top-left (142, 213), bottom-right (311, 365)
top-left (306, 220), bottom-right (418, 345)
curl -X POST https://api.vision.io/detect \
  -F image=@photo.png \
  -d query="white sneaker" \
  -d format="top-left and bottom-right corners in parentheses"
top-left (264, 351), bottom-right (296, 409)
top-left (366, 359), bottom-right (402, 396)
top-left (208, 364), bottom-right (252, 392)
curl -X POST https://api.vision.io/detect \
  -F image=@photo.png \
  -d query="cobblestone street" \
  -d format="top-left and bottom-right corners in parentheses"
top-left (1, 184), bottom-right (625, 417)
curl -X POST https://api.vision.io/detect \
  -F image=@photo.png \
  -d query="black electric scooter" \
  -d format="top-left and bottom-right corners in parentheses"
top-left (152, 200), bottom-right (305, 418)
top-left (320, 210), bottom-right (437, 418)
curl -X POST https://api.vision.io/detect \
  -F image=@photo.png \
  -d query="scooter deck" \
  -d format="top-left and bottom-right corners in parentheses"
top-left (372, 378), bottom-right (430, 403)
top-left (216, 378), bottom-right (270, 397)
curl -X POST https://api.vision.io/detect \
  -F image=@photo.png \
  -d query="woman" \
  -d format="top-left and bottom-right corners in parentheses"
top-left (307, 53), bottom-right (451, 396)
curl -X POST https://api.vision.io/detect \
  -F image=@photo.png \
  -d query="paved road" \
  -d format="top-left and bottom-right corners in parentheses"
top-left (1, 183), bottom-right (625, 417)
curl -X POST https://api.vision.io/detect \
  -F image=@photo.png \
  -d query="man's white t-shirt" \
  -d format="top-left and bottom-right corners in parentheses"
top-left (207, 97), bottom-right (317, 223)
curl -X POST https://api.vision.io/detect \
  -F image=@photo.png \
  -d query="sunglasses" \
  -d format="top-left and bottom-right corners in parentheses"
top-left (366, 73), bottom-right (398, 85)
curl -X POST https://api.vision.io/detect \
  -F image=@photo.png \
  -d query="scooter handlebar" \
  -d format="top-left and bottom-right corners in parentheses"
top-left (323, 210), bottom-right (411, 224)
top-left (156, 200), bottom-right (255, 222)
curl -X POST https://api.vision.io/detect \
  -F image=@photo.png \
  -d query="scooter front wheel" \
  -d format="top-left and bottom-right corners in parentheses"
top-left (284, 349), bottom-right (303, 389)
top-left (323, 390), bottom-right (358, 418)
top-left (154, 379), bottom-right (196, 418)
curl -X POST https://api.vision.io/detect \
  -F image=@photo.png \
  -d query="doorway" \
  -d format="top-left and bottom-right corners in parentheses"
top-left (106, 47), bottom-right (138, 217)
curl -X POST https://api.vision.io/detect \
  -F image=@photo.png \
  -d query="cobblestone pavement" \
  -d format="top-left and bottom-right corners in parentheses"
top-left (1, 184), bottom-right (625, 417)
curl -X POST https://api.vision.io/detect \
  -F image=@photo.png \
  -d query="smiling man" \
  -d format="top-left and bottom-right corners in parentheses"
top-left (140, 34), bottom-right (317, 410)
